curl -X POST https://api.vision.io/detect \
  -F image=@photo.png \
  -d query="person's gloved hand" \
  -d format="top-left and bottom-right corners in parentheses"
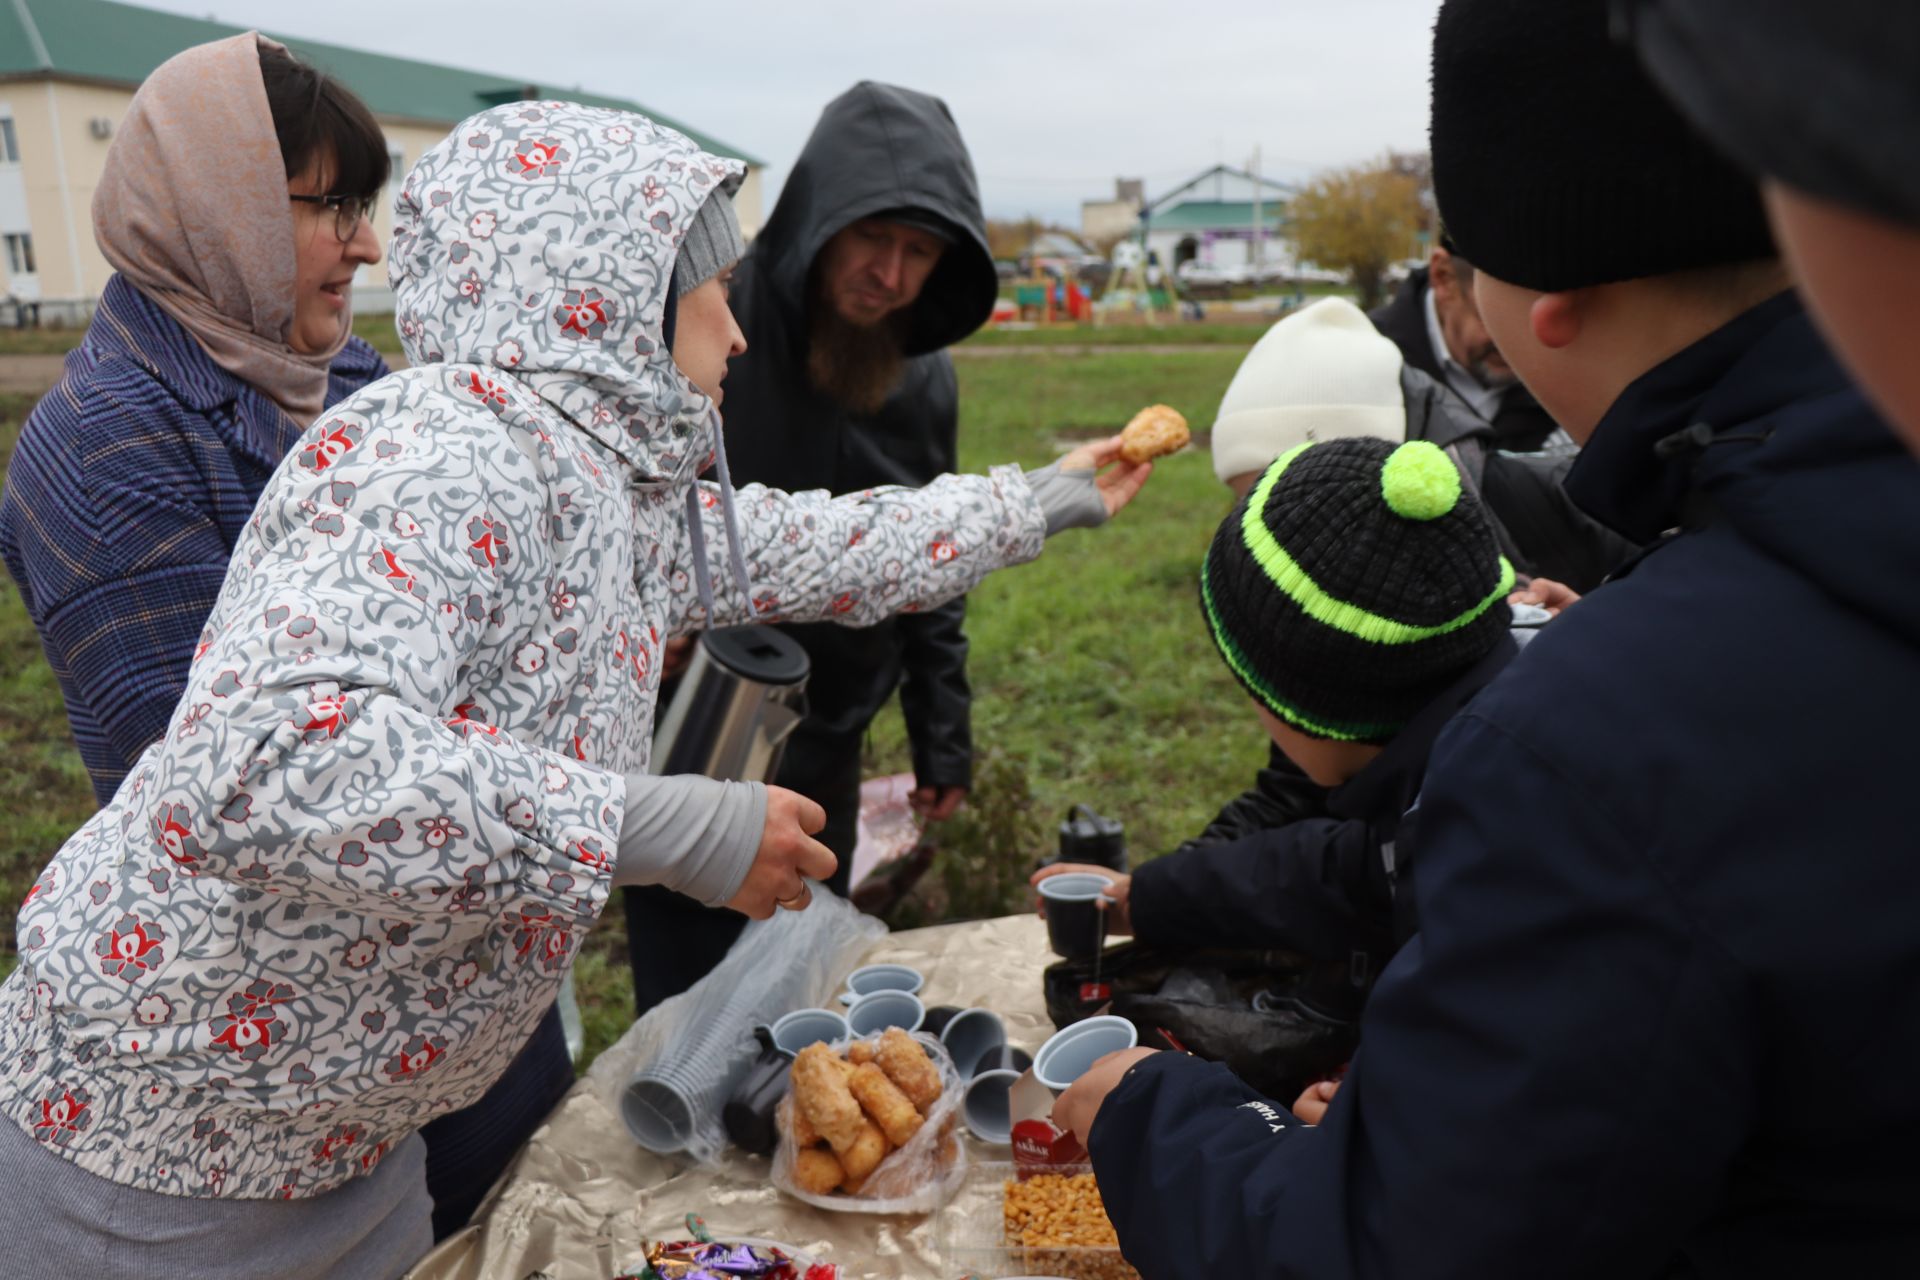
top-left (727, 786), bottom-right (838, 918)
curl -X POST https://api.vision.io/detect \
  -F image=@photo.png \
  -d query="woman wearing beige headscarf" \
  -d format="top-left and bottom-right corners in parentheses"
top-left (0, 30), bottom-right (572, 1270)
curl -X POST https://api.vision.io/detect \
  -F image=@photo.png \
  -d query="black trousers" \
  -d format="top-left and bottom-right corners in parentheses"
top-left (623, 732), bottom-right (861, 1018)
top-left (418, 1001), bottom-right (573, 1239)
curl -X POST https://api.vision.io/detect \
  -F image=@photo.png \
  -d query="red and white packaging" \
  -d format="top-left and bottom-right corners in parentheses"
top-left (1007, 1068), bottom-right (1086, 1174)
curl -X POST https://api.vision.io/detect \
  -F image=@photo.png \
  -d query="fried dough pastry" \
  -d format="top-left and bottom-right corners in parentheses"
top-left (791, 1146), bottom-right (846, 1196)
top-left (838, 1118), bottom-right (888, 1187)
top-left (876, 1027), bottom-right (943, 1112)
top-left (788, 1099), bottom-right (821, 1148)
top-left (793, 1043), bottom-right (865, 1152)
top-left (1119, 404), bottom-right (1189, 464)
top-left (849, 1062), bottom-right (924, 1147)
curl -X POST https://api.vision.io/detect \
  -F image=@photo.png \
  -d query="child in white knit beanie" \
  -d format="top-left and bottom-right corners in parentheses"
top-left (1211, 298), bottom-right (1407, 494)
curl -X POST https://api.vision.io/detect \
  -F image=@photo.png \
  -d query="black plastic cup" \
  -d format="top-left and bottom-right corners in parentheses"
top-left (972, 1044), bottom-right (1033, 1077)
top-left (920, 1004), bottom-right (964, 1039)
top-left (722, 1029), bottom-right (794, 1156)
top-left (1039, 872), bottom-right (1115, 960)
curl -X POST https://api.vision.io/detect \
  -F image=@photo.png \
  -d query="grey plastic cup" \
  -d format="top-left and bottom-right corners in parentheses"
top-left (1034, 1015), bottom-right (1138, 1092)
top-left (770, 1008), bottom-right (849, 1054)
top-left (972, 1044), bottom-right (1033, 1076)
top-left (963, 1067), bottom-right (1022, 1144)
top-left (846, 989), bottom-right (925, 1036)
top-left (939, 1008), bottom-right (1007, 1080)
top-left (622, 1077), bottom-right (696, 1152)
top-left (845, 963), bottom-right (925, 998)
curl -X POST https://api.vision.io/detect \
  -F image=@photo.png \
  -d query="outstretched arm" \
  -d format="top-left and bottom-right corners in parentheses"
top-left (675, 437), bottom-right (1150, 632)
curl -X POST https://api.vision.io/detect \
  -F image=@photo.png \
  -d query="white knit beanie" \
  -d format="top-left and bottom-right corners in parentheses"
top-left (1210, 297), bottom-right (1408, 485)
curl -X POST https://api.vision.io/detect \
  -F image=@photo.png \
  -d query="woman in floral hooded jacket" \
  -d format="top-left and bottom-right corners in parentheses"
top-left (0, 103), bottom-right (1146, 1276)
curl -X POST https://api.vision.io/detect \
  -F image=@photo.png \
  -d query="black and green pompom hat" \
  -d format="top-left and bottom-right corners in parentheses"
top-left (1200, 437), bottom-right (1514, 744)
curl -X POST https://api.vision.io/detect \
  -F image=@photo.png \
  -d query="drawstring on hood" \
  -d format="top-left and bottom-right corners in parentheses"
top-left (388, 100), bottom-right (756, 619)
top-left (684, 408), bottom-right (755, 618)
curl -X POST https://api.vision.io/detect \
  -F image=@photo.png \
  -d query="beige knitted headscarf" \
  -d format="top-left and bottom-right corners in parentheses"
top-left (93, 32), bottom-right (345, 425)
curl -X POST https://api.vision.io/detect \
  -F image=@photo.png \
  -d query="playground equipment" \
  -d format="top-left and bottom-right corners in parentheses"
top-left (1012, 271), bottom-right (1092, 325)
top-left (1093, 240), bottom-right (1176, 326)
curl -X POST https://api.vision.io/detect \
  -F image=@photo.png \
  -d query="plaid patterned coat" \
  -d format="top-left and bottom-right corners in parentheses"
top-left (0, 274), bottom-right (389, 803)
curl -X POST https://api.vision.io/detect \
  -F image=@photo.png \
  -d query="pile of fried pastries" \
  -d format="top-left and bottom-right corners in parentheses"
top-left (786, 1030), bottom-right (952, 1196)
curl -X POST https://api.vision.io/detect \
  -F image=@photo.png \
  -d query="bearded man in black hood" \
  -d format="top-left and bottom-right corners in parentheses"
top-left (624, 82), bottom-right (1001, 1012)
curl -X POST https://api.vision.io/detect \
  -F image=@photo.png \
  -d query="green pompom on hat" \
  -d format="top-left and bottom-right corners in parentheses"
top-left (1200, 437), bottom-right (1513, 743)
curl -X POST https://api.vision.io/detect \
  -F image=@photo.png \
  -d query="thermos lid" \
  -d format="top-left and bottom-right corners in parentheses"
top-left (1060, 803), bottom-right (1124, 839)
top-left (701, 626), bottom-right (810, 687)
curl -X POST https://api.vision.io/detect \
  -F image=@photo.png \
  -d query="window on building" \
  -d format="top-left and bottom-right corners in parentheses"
top-left (350, 143), bottom-right (407, 292)
top-left (385, 144), bottom-right (405, 223)
top-left (0, 117), bottom-right (19, 165)
top-left (5, 233), bottom-right (35, 276)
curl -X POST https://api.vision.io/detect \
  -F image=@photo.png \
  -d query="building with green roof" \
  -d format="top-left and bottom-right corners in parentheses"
top-left (0, 0), bottom-right (764, 317)
top-left (1136, 164), bottom-right (1295, 280)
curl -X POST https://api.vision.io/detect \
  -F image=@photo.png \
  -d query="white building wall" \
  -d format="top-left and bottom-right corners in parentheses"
top-left (2, 82), bottom-right (763, 318)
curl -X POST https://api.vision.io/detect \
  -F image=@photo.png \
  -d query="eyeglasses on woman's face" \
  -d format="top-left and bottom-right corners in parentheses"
top-left (289, 192), bottom-right (378, 243)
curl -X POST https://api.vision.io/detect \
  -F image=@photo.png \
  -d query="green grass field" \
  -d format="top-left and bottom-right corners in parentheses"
top-left (0, 349), bottom-right (1268, 1069)
top-left (0, 394), bottom-right (100, 959)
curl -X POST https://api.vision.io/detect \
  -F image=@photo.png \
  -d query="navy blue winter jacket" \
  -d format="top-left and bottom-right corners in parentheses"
top-left (1130, 631), bottom-right (1530, 1013)
top-left (1089, 292), bottom-right (1920, 1278)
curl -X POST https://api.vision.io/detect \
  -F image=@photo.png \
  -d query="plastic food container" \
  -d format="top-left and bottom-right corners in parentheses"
top-left (940, 1161), bottom-right (1140, 1280)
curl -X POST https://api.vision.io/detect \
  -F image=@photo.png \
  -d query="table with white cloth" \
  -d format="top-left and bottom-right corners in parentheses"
top-left (407, 913), bottom-right (1056, 1280)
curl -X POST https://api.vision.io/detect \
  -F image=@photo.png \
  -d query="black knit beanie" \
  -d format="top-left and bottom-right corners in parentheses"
top-left (1430, 0), bottom-right (1776, 291)
top-left (1623, 0), bottom-right (1920, 229)
top-left (1201, 438), bottom-right (1513, 744)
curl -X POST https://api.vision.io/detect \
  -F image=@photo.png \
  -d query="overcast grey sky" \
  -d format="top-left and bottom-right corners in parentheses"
top-left (145, 0), bottom-right (1445, 225)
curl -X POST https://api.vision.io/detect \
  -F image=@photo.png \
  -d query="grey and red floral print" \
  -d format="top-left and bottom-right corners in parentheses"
top-left (0, 102), bottom-right (1045, 1199)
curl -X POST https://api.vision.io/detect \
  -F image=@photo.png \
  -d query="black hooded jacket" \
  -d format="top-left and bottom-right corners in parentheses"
top-left (721, 82), bottom-right (997, 795)
top-left (1132, 628), bottom-right (1531, 1013)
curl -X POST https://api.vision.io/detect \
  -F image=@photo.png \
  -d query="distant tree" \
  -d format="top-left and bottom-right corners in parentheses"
top-left (985, 219), bottom-right (1034, 261)
top-left (1287, 160), bottom-right (1425, 310)
top-left (1384, 149), bottom-right (1438, 236)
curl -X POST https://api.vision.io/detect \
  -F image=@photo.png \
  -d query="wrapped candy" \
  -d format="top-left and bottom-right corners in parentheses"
top-left (625, 1236), bottom-right (838, 1280)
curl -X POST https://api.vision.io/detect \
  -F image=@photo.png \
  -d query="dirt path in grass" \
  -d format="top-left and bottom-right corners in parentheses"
top-left (952, 344), bottom-right (1233, 358)
top-left (0, 350), bottom-right (416, 397)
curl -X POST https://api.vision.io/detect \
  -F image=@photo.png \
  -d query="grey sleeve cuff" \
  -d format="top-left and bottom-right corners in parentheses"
top-left (1024, 460), bottom-right (1109, 536)
top-left (614, 773), bottom-right (768, 907)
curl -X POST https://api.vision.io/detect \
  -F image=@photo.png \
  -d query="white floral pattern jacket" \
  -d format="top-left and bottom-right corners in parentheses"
top-left (0, 102), bottom-right (1046, 1199)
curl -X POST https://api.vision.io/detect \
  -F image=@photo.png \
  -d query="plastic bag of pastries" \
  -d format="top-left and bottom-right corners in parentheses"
top-left (772, 1031), bottom-right (968, 1214)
